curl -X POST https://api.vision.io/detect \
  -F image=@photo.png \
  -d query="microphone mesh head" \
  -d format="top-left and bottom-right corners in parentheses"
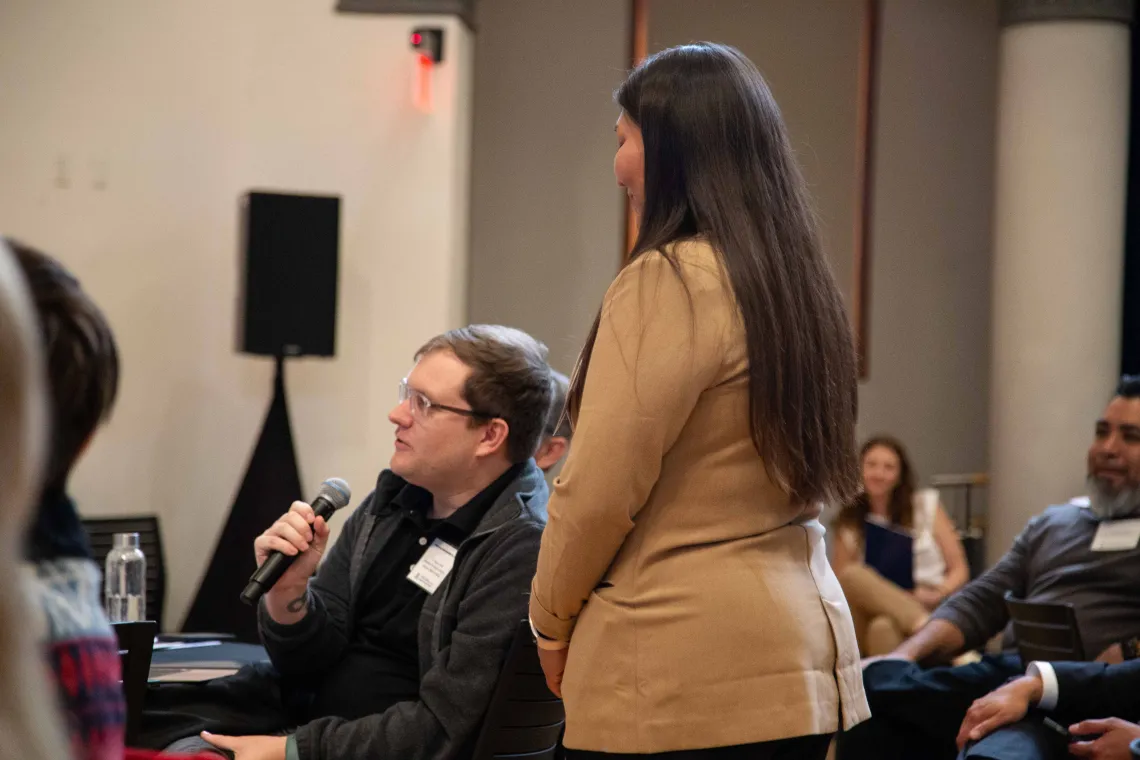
top-left (318, 478), bottom-right (352, 510)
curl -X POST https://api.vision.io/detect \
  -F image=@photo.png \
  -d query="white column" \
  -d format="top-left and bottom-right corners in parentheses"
top-left (988, 0), bottom-right (1132, 564)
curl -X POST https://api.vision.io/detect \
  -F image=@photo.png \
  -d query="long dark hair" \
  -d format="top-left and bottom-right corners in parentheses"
top-left (837, 436), bottom-right (917, 533)
top-left (565, 43), bottom-right (858, 506)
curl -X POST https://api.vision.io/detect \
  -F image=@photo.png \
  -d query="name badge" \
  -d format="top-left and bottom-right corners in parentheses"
top-left (1091, 518), bottom-right (1140, 552)
top-left (407, 539), bottom-right (458, 593)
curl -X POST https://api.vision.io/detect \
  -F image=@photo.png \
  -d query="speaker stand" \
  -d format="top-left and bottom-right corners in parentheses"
top-left (181, 355), bottom-right (304, 641)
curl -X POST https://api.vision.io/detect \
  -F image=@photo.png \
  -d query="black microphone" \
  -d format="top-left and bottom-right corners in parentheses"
top-left (239, 477), bottom-right (352, 606)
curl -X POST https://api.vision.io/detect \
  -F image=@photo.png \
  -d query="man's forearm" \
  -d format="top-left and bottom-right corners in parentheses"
top-left (265, 584), bottom-right (310, 626)
top-left (894, 618), bottom-right (966, 665)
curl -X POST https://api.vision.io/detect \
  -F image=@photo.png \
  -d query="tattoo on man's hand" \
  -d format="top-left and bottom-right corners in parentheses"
top-left (286, 593), bottom-right (307, 613)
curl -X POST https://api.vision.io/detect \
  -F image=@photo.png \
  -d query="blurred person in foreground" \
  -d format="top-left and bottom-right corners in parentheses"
top-left (529, 43), bottom-right (868, 760)
top-left (0, 237), bottom-right (83, 760)
top-left (8, 238), bottom-right (126, 760)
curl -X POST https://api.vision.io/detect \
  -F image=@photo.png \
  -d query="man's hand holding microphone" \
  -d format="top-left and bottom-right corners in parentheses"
top-left (240, 478), bottom-right (351, 624)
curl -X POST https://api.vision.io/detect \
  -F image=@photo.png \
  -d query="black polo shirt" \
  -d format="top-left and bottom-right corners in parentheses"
top-left (311, 463), bottom-right (524, 720)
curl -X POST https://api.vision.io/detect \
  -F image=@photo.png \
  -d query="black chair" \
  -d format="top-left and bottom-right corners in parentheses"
top-left (1004, 591), bottom-right (1085, 665)
top-left (83, 515), bottom-right (166, 628)
top-left (113, 620), bottom-right (158, 746)
top-left (930, 473), bottom-right (989, 579)
top-left (471, 621), bottom-right (565, 760)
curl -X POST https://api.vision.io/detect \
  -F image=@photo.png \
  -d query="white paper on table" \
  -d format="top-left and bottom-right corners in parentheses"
top-left (149, 668), bottom-right (238, 683)
top-left (151, 640), bottom-right (223, 652)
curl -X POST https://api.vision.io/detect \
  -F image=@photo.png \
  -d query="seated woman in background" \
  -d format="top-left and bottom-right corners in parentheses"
top-left (832, 435), bottom-right (969, 656)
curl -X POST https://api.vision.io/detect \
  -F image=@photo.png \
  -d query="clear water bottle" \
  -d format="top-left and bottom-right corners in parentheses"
top-left (105, 532), bottom-right (146, 623)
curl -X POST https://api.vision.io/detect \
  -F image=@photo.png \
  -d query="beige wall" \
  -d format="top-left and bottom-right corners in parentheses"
top-left (858, 0), bottom-right (998, 493)
top-left (470, 0), bottom-right (999, 501)
top-left (988, 19), bottom-right (1130, 563)
top-left (0, 0), bottom-right (474, 629)
top-left (651, 0), bottom-right (998, 491)
top-left (649, 0), bottom-right (862, 305)
top-left (468, 0), bottom-right (630, 375)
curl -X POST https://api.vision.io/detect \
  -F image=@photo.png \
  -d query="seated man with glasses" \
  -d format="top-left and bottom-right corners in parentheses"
top-left (160, 326), bottom-right (553, 760)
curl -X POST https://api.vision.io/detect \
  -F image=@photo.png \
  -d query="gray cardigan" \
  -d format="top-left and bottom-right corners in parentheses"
top-left (931, 503), bottom-right (1140, 658)
top-left (259, 463), bottom-right (548, 760)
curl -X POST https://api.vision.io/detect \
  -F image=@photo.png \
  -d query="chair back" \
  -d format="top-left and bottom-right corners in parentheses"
top-left (113, 620), bottom-right (158, 746)
top-left (83, 515), bottom-right (166, 628)
top-left (471, 621), bottom-right (565, 760)
top-left (1004, 591), bottom-right (1085, 664)
top-left (930, 473), bottom-right (989, 578)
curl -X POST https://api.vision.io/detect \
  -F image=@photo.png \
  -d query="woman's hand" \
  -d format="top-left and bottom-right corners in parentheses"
top-left (913, 585), bottom-right (945, 611)
top-left (537, 646), bottom-right (569, 698)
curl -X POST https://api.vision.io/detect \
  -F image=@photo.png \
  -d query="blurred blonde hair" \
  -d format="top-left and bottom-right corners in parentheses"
top-left (0, 239), bottom-right (71, 760)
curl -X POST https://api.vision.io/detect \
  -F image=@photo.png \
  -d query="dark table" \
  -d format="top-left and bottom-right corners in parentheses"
top-left (149, 641), bottom-right (268, 681)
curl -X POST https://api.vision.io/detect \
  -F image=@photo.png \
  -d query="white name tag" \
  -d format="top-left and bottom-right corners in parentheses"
top-left (407, 539), bottom-right (458, 593)
top-left (1091, 518), bottom-right (1140, 552)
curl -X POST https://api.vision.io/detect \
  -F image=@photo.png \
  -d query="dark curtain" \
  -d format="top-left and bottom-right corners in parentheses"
top-left (181, 357), bottom-right (303, 642)
top-left (1122, 21), bottom-right (1140, 374)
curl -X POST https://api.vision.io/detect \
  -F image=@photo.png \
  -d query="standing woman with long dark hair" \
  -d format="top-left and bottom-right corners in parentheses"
top-left (529, 44), bottom-right (869, 759)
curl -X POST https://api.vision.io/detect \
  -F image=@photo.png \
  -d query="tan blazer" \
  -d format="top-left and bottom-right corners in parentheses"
top-left (529, 240), bottom-right (869, 753)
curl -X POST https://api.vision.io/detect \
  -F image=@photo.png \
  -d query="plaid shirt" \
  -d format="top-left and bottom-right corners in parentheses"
top-left (30, 558), bottom-right (126, 760)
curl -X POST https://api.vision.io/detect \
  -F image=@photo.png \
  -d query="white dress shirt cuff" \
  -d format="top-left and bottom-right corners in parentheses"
top-left (1027, 661), bottom-right (1059, 711)
top-left (529, 615), bottom-right (568, 650)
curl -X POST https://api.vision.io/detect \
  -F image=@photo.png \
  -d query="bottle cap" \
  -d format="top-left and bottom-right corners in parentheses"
top-left (112, 532), bottom-right (140, 549)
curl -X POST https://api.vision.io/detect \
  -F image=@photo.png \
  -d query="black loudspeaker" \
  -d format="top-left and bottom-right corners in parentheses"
top-left (239, 191), bottom-right (341, 358)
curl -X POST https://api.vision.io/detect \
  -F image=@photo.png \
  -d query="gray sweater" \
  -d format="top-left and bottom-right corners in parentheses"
top-left (259, 463), bottom-right (548, 760)
top-left (932, 503), bottom-right (1140, 658)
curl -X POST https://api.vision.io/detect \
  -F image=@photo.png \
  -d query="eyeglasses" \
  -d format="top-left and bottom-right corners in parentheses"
top-left (398, 379), bottom-right (495, 420)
